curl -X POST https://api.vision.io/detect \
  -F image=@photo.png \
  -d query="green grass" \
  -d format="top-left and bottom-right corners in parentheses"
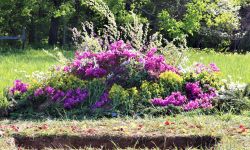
top-left (187, 50), bottom-right (250, 83)
top-left (0, 48), bottom-right (74, 94)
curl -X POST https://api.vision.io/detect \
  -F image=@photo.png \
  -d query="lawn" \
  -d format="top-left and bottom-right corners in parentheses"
top-left (0, 48), bottom-right (74, 95)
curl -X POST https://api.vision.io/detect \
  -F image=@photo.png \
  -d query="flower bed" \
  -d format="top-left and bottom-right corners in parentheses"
top-left (3, 40), bottom-right (238, 118)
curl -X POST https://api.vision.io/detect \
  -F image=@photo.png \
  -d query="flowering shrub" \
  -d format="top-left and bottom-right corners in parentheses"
top-left (3, 40), bottom-right (229, 118)
top-left (65, 40), bottom-right (178, 82)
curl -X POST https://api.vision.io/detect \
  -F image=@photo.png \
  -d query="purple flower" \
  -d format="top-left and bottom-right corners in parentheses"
top-left (63, 66), bottom-right (70, 72)
top-left (144, 53), bottom-right (179, 77)
top-left (45, 86), bottom-right (55, 95)
top-left (164, 92), bottom-right (187, 106)
top-left (183, 100), bottom-right (199, 111)
top-left (194, 63), bottom-right (207, 74)
top-left (151, 98), bottom-right (166, 106)
top-left (64, 40), bottom-right (180, 80)
top-left (146, 47), bottom-right (157, 57)
top-left (63, 89), bottom-right (88, 109)
top-left (9, 80), bottom-right (29, 95)
top-left (34, 88), bottom-right (44, 97)
top-left (85, 67), bottom-right (107, 78)
top-left (91, 92), bottom-right (111, 109)
top-left (110, 40), bottom-right (125, 51)
top-left (52, 90), bottom-right (65, 101)
top-left (151, 92), bottom-right (186, 107)
top-left (194, 63), bottom-right (220, 73)
top-left (185, 82), bottom-right (202, 100)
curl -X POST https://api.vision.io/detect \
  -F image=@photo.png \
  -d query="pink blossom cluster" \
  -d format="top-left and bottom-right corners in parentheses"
top-left (194, 63), bottom-right (220, 74)
top-left (64, 40), bottom-right (178, 79)
top-left (145, 48), bottom-right (179, 76)
top-left (183, 82), bottom-right (217, 111)
top-left (151, 92), bottom-right (187, 107)
top-left (151, 82), bottom-right (217, 111)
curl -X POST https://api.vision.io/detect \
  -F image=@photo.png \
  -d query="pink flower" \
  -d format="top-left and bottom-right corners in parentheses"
top-left (209, 63), bottom-right (220, 72)
top-left (183, 100), bottom-right (199, 111)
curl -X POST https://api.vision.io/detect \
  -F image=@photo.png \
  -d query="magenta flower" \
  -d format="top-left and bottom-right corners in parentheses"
top-left (9, 80), bottom-right (29, 95)
top-left (183, 100), bottom-right (199, 111)
top-left (63, 88), bottom-right (88, 109)
top-left (151, 98), bottom-right (166, 106)
top-left (151, 92), bottom-right (186, 107)
top-left (34, 88), bottom-right (44, 97)
top-left (185, 82), bottom-right (202, 100)
top-left (85, 67), bottom-right (107, 78)
top-left (209, 63), bottom-right (220, 72)
top-left (146, 47), bottom-right (157, 57)
top-left (45, 86), bottom-right (55, 95)
top-left (164, 92), bottom-right (187, 106)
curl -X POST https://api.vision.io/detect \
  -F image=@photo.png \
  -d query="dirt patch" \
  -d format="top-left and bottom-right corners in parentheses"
top-left (14, 134), bottom-right (220, 149)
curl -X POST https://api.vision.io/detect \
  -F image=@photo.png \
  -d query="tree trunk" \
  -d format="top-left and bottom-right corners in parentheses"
top-left (48, 16), bottom-right (60, 45)
top-left (28, 18), bottom-right (36, 43)
top-left (48, 0), bottom-right (61, 45)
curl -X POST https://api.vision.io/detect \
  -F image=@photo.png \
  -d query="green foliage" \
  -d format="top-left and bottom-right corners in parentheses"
top-left (85, 78), bottom-right (106, 105)
top-left (109, 84), bottom-right (140, 115)
top-left (0, 0), bottom-right (246, 51)
top-left (158, 0), bottom-right (240, 39)
top-left (159, 71), bottom-right (184, 97)
top-left (197, 72), bottom-right (223, 90)
top-left (184, 72), bottom-right (223, 90)
top-left (157, 0), bottom-right (240, 49)
top-left (214, 84), bottom-right (250, 114)
top-left (139, 71), bottom-right (185, 103)
top-left (158, 11), bottom-right (185, 38)
top-left (140, 81), bottom-right (163, 101)
top-left (0, 95), bottom-right (9, 116)
top-left (46, 73), bottom-right (87, 91)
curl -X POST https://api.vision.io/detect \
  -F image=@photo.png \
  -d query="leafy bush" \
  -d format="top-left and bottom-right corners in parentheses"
top-left (214, 84), bottom-right (250, 114)
top-left (109, 84), bottom-right (140, 115)
top-left (159, 71), bottom-right (184, 97)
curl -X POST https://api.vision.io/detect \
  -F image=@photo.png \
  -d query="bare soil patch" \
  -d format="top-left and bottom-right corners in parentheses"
top-left (14, 134), bottom-right (220, 149)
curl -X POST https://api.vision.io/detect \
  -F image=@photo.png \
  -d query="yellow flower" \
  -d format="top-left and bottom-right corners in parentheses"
top-left (32, 79), bottom-right (37, 83)
top-left (159, 71), bottom-right (183, 83)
